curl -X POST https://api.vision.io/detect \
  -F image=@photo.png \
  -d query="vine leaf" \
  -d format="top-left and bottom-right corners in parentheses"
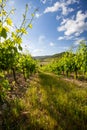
top-left (6, 18), bottom-right (12, 26)
top-left (0, 28), bottom-right (7, 39)
top-left (28, 24), bottom-right (32, 29)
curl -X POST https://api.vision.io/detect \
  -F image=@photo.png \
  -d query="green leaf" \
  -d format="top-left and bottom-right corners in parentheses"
top-left (16, 37), bottom-right (22, 44)
top-left (2, 10), bottom-right (7, 16)
top-left (28, 24), bottom-right (32, 29)
top-left (6, 17), bottom-right (12, 26)
top-left (18, 45), bottom-right (22, 51)
top-left (21, 28), bottom-right (27, 34)
top-left (31, 13), bottom-right (34, 17)
top-left (0, 28), bottom-right (7, 39)
top-left (0, 0), bottom-right (2, 3)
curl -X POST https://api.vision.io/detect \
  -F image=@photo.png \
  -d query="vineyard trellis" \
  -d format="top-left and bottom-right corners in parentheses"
top-left (0, 0), bottom-right (38, 101)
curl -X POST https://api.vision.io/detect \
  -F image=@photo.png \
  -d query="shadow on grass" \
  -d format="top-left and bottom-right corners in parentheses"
top-left (1, 72), bottom-right (87, 130)
top-left (38, 72), bottom-right (87, 130)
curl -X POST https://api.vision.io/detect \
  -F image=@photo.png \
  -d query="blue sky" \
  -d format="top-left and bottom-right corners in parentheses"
top-left (6, 0), bottom-right (87, 56)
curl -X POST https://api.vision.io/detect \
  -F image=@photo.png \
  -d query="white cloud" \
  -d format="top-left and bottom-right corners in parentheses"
top-left (49, 42), bottom-right (54, 46)
top-left (73, 38), bottom-right (85, 45)
top-left (58, 36), bottom-right (65, 40)
top-left (35, 13), bottom-right (42, 18)
top-left (75, 32), bottom-right (80, 36)
top-left (61, 18), bottom-right (69, 25)
top-left (44, 0), bottom-right (77, 15)
top-left (40, 0), bottom-right (47, 4)
top-left (58, 35), bottom-right (73, 40)
top-left (33, 49), bottom-right (43, 53)
top-left (38, 35), bottom-right (46, 44)
top-left (76, 10), bottom-right (87, 22)
top-left (40, 0), bottom-right (53, 4)
top-left (31, 49), bottom-right (44, 56)
top-left (60, 3), bottom-right (74, 15)
top-left (66, 0), bottom-right (79, 4)
top-left (44, 2), bottom-right (60, 13)
top-left (57, 11), bottom-right (87, 36)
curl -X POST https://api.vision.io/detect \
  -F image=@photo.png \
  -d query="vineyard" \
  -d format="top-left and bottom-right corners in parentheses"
top-left (0, 0), bottom-right (38, 101)
top-left (0, 0), bottom-right (87, 130)
top-left (42, 41), bottom-right (87, 79)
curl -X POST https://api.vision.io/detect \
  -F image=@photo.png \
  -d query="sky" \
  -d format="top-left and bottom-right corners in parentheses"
top-left (6, 0), bottom-right (87, 56)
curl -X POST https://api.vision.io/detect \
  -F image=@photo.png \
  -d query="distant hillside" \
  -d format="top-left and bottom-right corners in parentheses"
top-left (34, 55), bottom-right (52, 60)
top-left (51, 52), bottom-right (65, 58)
top-left (34, 52), bottom-right (65, 65)
top-left (34, 52), bottom-right (65, 61)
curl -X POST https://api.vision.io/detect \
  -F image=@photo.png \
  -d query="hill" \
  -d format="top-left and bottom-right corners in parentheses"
top-left (34, 52), bottom-right (65, 60)
top-left (34, 52), bottom-right (65, 65)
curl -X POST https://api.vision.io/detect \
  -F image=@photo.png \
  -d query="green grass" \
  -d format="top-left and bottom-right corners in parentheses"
top-left (2, 72), bottom-right (87, 130)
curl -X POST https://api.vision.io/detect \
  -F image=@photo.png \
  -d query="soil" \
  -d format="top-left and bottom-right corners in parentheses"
top-left (63, 77), bottom-right (87, 88)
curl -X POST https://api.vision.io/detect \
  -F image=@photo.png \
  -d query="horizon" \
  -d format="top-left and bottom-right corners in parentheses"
top-left (33, 51), bottom-right (65, 57)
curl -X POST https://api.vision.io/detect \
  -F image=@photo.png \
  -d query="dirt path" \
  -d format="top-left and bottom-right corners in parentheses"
top-left (63, 77), bottom-right (87, 88)
top-left (1, 72), bottom-right (87, 130)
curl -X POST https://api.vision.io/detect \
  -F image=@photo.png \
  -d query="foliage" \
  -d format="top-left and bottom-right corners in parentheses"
top-left (0, 71), bottom-right (10, 101)
top-left (42, 40), bottom-right (87, 79)
top-left (18, 54), bottom-right (38, 80)
top-left (0, 0), bottom-right (38, 100)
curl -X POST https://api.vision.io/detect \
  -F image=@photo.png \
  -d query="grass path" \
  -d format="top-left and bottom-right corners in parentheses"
top-left (2, 72), bottom-right (87, 130)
